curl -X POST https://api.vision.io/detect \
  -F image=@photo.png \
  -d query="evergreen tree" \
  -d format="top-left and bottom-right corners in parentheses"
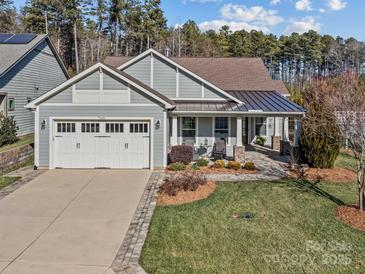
top-left (0, 0), bottom-right (18, 32)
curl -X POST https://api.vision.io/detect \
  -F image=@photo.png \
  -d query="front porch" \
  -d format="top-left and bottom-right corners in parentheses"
top-left (168, 115), bottom-right (303, 162)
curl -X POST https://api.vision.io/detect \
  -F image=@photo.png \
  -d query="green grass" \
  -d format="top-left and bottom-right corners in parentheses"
top-left (0, 134), bottom-right (34, 153)
top-left (141, 180), bottom-right (365, 273)
top-left (0, 176), bottom-right (20, 189)
top-left (335, 151), bottom-right (358, 171)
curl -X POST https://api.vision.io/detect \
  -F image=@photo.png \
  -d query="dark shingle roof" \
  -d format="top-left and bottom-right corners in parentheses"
top-left (174, 91), bottom-right (304, 113)
top-left (103, 56), bottom-right (289, 95)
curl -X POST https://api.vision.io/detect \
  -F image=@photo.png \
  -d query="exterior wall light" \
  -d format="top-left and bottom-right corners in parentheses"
top-left (41, 119), bottom-right (46, 130)
top-left (155, 120), bottom-right (160, 129)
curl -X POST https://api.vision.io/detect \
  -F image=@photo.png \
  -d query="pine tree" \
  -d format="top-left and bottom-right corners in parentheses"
top-left (0, 0), bottom-right (18, 32)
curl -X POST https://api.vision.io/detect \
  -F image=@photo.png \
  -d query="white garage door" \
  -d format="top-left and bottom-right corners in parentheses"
top-left (53, 120), bottom-right (150, 169)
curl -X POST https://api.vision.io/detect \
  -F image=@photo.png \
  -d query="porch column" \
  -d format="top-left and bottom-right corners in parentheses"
top-left (236, 116), bottom-right (243, 146)
top-left (293, 118), bottom-right (301, 147)
top-left (171, 116), bottom-right (178, 146)
top-left (282, 117), bottom-right (289, 141)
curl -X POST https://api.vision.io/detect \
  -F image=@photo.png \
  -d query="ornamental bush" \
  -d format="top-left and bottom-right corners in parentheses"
top-left (244, 161), bottom-right (256, 170)
top-left (0, 115), bottom-right (18, 147)
top-left (167, 162), bottom-right (186, 171)
top-left (214, 160), bottom-right (226, 169)
top-left (299, 104), bottom-right (341, 168)
top-left (255, 136), bottom-right (266, 146)
top-left (169, 145), bottom-right (193, 164)
top-left (160, 170), bottom-right (207, 196)
top-left (196, 158), bottom-right (209, 167)
top-left (227, 161), bottom-right (241, 170)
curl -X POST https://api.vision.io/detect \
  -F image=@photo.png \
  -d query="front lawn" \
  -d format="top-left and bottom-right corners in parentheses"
top-left (141, 180), bottom-right (365, 273)
top-left (335, 150), bottom-right (358, 172)
top-left (0, 134), bottom-right (34, 153)
top-left (0, 176), bottom-right (20, 190)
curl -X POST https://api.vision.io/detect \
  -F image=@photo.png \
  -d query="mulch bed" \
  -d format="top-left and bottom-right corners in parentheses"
top-left (290, 167), bottom-right (357, 183)
top-left (166, 167), bottom-right (257, 175)
top-left (336, 205), bottom-right (365, 232)
top-left (157, 181), bottom-right (216, 206)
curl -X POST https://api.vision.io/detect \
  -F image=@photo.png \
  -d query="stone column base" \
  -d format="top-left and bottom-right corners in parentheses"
top-left (271, 136), bottom-right (281, 151)
top-left (234, 146), bottom-right (245, 163)
top-left (280, 140), bottom-right (291, 155)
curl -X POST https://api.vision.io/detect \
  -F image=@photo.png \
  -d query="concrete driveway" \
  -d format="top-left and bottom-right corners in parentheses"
top-left (0, 169), bottom-right (151, 274)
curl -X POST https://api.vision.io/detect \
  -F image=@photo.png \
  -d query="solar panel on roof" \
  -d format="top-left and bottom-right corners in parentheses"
top-left (0, 34), bottom-right (37, 44)
top-left (0, 34), bottom-right (13, 43)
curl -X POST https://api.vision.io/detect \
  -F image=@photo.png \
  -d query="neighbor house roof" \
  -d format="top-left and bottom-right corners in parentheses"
top-left (0, 34), bottom-right (69, 78)
top-left (104, 55), bottom-right (289, 95)
top-left (173, 90), bottom-right (304, 114)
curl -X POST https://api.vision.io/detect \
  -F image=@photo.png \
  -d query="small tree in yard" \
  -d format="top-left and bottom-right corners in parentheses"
top-left (300, 85), bottom-right (342, 168)
top-left (0, 114), bottom-right (18, 146)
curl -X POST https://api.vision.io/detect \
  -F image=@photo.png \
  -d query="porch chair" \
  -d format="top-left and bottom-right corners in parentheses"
top-left (212, 139), bottom-right (226, 160)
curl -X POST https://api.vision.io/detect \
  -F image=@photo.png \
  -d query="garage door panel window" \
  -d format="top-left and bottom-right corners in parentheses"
top-left (81, 122), bottom-right (100, 133)
top-left (130, 123), bottom-right (149, 133)
top-left (106, 123), bottom-right (124, 133)
top-left (57, 122), bottom-right (76, 133)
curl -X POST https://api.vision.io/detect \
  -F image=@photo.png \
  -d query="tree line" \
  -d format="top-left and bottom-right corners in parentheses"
top-left (1, 0), bottom-right (364, 86)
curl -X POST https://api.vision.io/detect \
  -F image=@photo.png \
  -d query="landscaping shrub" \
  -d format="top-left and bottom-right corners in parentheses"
top-left (254, 136), bottom-right (266, 146)
top-left (196, 158), bottom-right (209, 167)
top-left (191, 163), bottom-right (200, 170)
top-left (214, 159), bottom-right (226, 168)
top-left (299, 104), bottom-right (341, 168)
top-left (160, 170), bottom-right (207, 196)
top-left (227, 161), bottom-right (241, 170)
top-left (244, 161), bottom-right (256, 170)
top-left (169, 145), bottom-right (193, 164)
top-left (167, 162), bottom-right (186, 171)
top-left (0, 115), bottom-right (18, 147)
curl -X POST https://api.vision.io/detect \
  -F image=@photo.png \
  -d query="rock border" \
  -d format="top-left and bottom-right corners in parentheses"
top-left (111, 172), bottom-right (164, 274)
top-left (0, 168), bottom-right (44, 200)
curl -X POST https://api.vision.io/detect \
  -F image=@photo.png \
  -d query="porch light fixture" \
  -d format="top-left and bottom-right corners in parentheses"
top-left (41, 119), bottom-right (46, 130)
top-left (204, 138), bottom-right (208, 146)
top-left (155, 120), bottom-right (160, 129)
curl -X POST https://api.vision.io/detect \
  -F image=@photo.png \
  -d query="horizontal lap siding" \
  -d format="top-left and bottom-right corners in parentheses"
top-left (198, 117), bottom-right (213, 146)
top-left (38, 105), bottom-right (165, 168)
top-left (103, 72), bottom-right (128, 89)
top-left (179, 71), bottom-right (201, 98)
top-left (204, 85), bottom-right (225, 99)
top-left (125, 55), bottom-right (151, 86)
top-left (75, 71), bottom-right (99, 90)
top-left (153, 56), bottom-right (176, 98)
top-left (0, 41), bottom-right (67, 135)
top-left (47, 87), bottom-right (72, 103)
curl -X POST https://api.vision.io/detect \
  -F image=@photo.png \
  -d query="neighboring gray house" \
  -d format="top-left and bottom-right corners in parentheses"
top-left (26, 49), bottom-right (304, 170)
top-left (0, 33), bottom-right (69, 135)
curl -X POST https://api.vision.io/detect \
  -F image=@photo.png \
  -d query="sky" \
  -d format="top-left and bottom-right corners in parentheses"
top-left (14, 0), bottom-right (364, 40)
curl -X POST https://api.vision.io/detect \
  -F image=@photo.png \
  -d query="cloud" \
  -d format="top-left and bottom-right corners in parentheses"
top-left (196, 3), bottom-right (283, 33)
top-left (182, 0), bottom-right (222, 3)
top-left (199, 20), bottom-right (269, 32)
top-left (284, 16), bottom-right (321, 34)
top-left (319, 8), bottom-right (326, 13)
top-left (270, 0), bottom-right (282, 5)
top-left (327, 0), bottom-right (347, 11)
top-left (295, 0), bottom-right (312, 11)
top-left (220, 4), bottom-right (283, 26)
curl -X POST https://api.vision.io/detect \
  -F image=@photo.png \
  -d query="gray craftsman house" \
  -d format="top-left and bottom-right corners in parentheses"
top-left (0, 33), bottom-right (69, 135)
top-left (26, 49), bottom-right (304, 170)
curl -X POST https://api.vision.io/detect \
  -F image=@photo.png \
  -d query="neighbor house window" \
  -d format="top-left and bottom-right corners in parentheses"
top-left (255, 117), bottom-right (267, 136)
top-left (182, 117), bottom-right (196, 144)
top-left (214, 117), bottom-right (229, 143)
top-left (8, 98), bottom-right (15, 111)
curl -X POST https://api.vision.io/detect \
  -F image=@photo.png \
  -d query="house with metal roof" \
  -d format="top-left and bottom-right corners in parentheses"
top-left (26, 48), bottom-right (304, 170)
top-left (0, 33), bottom-right (69, 135)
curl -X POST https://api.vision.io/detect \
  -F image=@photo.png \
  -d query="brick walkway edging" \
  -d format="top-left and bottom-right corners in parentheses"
top-left (111, 172), bottom-right (164, 274)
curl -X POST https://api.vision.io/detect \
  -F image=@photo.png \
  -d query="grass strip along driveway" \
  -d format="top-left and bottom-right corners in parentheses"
top-left (140, 154), bottom-right (365, 273)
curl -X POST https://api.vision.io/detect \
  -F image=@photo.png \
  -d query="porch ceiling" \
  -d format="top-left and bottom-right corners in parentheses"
top-left (173, 90), bottom-right (305, 114)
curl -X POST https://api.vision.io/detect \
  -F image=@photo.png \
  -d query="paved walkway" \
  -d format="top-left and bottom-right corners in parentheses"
top-left (0, 169), bottom-right (151, 274)
top-left (207, 145), bottom-right (290, 182)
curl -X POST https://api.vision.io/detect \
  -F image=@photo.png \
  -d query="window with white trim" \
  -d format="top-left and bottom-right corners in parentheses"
top-left (214, 117), bottom-right (229, 143)
top-left (57, 122), bottom-right (76, 133)
top-left (255, 117), bottom-right (267, 136)
top-left (81, 122), bottom-right (100, 133)
top-left (106, 123), bottom-right (124, 133)
top-left (182, 117), bottom-right (196, 144)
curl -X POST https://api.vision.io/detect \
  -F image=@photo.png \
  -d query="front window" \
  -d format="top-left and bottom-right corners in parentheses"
top-left (214, 117), bottom-right (229, 143)
top-left (182, 117), bottom-right (196, 144)
top-left (255, 117), bottom-right (267, 136)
